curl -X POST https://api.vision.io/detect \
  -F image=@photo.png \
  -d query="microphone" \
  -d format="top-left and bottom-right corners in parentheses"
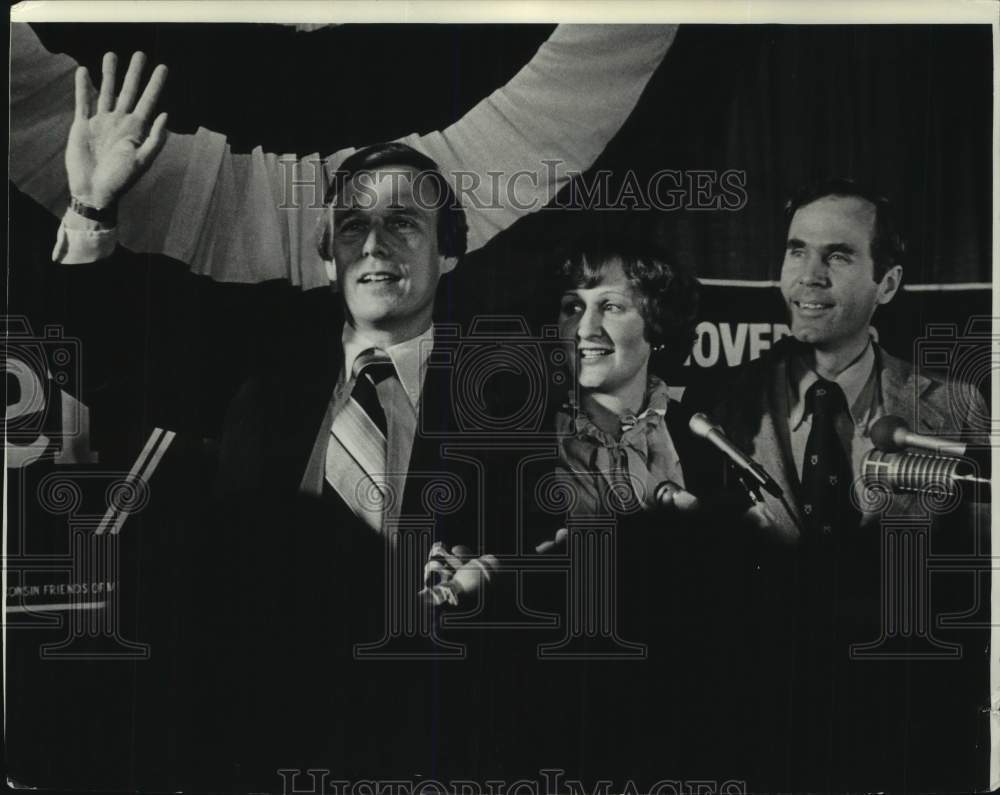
top-left (863, 448), bottom-right (990, 498)
top-left (689, 413), bottom-right (783, 498)
top-left (870, 416), bottom-right (990, 475)
top-left (652, 480), bottom-right (700, 512)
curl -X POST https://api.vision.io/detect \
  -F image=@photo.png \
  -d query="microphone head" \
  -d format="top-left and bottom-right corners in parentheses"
top-left (688, 412), bottom-right (717, 439)
top-left (870, 415), bottom-right (909, 452)
top-left (672, 489), bottom-right (700, 513)
top-left (654, 480), bottom-right (682, 504)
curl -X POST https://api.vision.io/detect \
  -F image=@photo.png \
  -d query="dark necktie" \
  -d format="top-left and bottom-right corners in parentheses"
top-left (800, 379), bottom-right (860, 536)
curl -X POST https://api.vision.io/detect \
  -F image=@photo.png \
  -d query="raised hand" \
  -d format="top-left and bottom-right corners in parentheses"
top-left (66, 51), bottom-right (168, 209)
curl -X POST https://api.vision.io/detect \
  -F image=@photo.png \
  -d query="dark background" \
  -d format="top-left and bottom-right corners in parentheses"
top-left (6, 22), bottom-right (995, 794)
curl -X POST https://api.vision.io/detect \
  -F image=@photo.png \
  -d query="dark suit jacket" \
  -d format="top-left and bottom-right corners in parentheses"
top-left (214, 294), bottom-right (484, 548)
top-left (688, 336), bottom-right (990, 544)
top-left (189, 295), bottom-right (514, 781)
top-left (682, 336), bottom-right (992, 790)
top-left (47, 257), bottom-right (508, 783)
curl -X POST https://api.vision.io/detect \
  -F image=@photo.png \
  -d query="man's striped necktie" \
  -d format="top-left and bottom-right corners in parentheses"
top-left (325, 347), bottom-right (416, 533)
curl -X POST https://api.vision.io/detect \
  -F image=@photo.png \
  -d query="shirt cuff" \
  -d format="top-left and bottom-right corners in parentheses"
top-left (51, 208), bottom-right (118, 264)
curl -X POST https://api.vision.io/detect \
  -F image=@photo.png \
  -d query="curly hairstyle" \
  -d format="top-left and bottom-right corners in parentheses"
top-left (316, 141), bottom-right (469, 261)
top-left (555, 218), bottom-right (700, 371)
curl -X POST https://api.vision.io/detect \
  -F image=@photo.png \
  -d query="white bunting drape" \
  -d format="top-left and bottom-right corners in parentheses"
top-left (11, 23), bottom-right (676, 288)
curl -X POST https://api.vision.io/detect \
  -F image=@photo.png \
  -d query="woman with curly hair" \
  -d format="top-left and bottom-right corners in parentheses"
top-left (551, 218), bottom-right (701, 517)
top-left (504, 219), bottom-right (748, 782)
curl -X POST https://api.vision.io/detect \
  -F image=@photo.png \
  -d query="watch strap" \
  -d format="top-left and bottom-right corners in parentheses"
top-left (70, 196), bottom-right (118, 225)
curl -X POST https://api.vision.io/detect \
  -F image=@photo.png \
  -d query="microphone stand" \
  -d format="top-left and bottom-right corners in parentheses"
top-left (736, 470), bottom-right (765, 506)
top-left (733, 465), bottom-right (805, 535)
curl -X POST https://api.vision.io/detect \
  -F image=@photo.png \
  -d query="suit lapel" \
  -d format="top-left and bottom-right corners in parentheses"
top-left (299, 400), bottom-right (337, 497)
top-left (399, 330), bottom-right (455, 519)
top-left (295, 323), bottom-right (458, 530)
top-left (758, 343), bottom-right (944, 535)
top-left (273, 292), bottom-right (345, 498)
top-left (760, 349), bottom-right (804, 533)
top-left (767, 352), bottom-right (801, 498)
top-left (383, 381), bottom-right (418, 528)
top-left (879, 347), bottom-right (945, 434)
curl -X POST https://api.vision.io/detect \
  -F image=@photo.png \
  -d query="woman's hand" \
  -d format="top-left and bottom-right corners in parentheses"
top-left (66, 52), bottom-right (169, 209)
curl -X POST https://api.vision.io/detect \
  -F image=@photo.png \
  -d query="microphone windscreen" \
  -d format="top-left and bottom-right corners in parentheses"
top-left (654, 480), bottom-right (682, 504)
top-left (653, 481), bottom-right (700, 511)
top-left (672, 490), bottom-right (700, 512)
top-left (688, 412), bottom-right (716, 439)
top-left (870, 415), bottom-right (909, 452)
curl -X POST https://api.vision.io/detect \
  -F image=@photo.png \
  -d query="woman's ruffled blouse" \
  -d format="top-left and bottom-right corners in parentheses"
top-left (554, 376), bottom-right (685, 517)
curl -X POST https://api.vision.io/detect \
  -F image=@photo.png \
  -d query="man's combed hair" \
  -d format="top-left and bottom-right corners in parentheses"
top-left (784, 177), bottom-right (906, 281)
top-left (554, 216), bottom-right (700, 371)
top-left (316, 141), bottom-right (469, 261)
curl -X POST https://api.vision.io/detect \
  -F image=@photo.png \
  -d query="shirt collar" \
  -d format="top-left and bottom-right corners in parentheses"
top-left (625, 377), bottom-right (670, 425)
top-left (341, 324), bottom-right (434, 408)
top-left (788, 339), bottom-right (877, 431)
top-left (560, 376), bottom-right (671, 442)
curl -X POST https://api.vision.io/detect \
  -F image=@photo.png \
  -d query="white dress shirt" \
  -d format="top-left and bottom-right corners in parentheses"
top-left (787, 340), bottom-right (884, 501)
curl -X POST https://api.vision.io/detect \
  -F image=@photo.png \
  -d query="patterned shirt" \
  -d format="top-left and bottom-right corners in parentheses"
top-left (554, 376), bottom-right (685, 517)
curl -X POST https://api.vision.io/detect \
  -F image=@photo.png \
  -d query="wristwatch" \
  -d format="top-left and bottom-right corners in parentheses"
top-left (70, 196), bottom-right (118, 225)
